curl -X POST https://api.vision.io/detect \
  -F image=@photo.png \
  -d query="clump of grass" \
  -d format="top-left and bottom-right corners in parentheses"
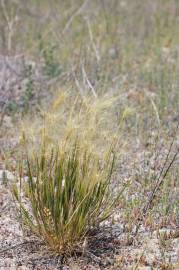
top-left (13, 135), bottom-right (120, 255)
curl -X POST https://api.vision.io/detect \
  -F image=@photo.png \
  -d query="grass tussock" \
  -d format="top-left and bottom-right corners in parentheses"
top-left (13, 134), bottom-right (120, 254)
top-left (13, 92), bottom-right (123, 255)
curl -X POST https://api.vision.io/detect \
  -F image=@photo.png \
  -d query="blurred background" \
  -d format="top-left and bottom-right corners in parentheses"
top-left (0, 0), bottom-right (179, 118)
top-left (0, 0), bottom-right (179, 156)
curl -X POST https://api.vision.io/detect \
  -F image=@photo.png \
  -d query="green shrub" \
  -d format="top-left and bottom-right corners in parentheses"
top-left (13, 137), bottom-right (120, 254)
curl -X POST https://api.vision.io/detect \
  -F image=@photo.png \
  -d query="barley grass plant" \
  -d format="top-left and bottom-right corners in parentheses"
top-left (13, 130), bottom-right (121, 254)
